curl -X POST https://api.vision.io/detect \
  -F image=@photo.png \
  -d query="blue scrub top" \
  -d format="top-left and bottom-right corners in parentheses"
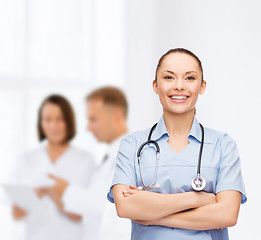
top-left (107, 116), bottom-right (247, 240)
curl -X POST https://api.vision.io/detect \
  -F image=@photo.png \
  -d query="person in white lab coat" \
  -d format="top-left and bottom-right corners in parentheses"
top-left (47, 87), bottom-right (131, 240)
top-left (12, 94), bottom-right (95, 240)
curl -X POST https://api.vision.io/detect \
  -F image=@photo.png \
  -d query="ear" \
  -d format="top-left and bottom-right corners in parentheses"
top-left (199, 80), bottom-right (206, 95)
top-left (152, 80), bottom-right (159, 95)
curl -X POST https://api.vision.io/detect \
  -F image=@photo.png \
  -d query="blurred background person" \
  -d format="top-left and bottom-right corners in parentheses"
top-left (11, 94), bottom-right (95, 240)
top-left (47, 86), bottom-right (131, 240)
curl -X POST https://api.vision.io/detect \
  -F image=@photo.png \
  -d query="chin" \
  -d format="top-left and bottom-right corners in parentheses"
top-left (164, 107), bottom-right (194, 115)
top-left (49, 137), bottom-right (66, 144)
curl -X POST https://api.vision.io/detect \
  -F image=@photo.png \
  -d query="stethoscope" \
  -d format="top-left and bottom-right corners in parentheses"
top-left (137, 123), bottom-right (206, 191)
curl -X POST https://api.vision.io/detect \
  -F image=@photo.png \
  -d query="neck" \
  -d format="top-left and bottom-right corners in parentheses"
top-left (47, 141), bottom-right (70, 163)
top-left (163, 109), bottom-right (195, 138)
top-left (107, 123), bottom-right (128, 144)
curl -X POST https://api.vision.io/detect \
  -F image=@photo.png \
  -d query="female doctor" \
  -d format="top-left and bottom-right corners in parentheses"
top-left (12, 94), bottom-right (95, 240)
top-left (108, 48), bottom-right (247, 240)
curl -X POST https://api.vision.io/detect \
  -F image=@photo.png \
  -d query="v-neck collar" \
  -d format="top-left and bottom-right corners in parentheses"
top-left (44, 145), bottom-right (72, 165)
top-left (150, 115), bottom-right (212, 144)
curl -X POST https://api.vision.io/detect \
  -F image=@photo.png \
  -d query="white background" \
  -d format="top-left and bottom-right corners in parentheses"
top-left (0, 0), bottom-right (260, 239)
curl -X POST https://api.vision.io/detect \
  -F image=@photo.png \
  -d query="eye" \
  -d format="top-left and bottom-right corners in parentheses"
top-left (186, 76), bottom-right (195, 80)
top-left (164, 75), bottom-right (173, 80)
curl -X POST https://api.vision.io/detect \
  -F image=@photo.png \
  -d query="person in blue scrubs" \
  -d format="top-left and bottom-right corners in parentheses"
top-left (107, 48), bottom-right (247, 240)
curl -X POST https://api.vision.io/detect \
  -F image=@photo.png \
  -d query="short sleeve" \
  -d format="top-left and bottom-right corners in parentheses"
top-left (215, 134), bottom-right (247, 204)
top-left (107, 134), bottom-right (137, 203)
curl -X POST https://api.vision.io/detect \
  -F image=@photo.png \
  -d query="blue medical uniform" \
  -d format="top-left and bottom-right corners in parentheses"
top-left (107, 116), bottom-right (247, 240)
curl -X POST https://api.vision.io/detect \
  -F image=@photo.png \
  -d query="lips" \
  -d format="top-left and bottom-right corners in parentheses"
top-left (169, 95), bottom-right (189, 103)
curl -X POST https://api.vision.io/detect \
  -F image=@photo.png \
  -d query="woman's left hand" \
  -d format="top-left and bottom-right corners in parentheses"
top-left (122, 185), bottom-right (140, 197)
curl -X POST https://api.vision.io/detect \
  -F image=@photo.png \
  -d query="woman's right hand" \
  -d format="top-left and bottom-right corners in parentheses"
top-left (12, 205), bottom-right (27, 220)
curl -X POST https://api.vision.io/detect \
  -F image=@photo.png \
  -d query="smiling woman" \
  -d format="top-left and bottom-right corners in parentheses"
top-left (11, 94), bottom-right (95, 240)
top-left (107, 48), bottom-right (247, 240)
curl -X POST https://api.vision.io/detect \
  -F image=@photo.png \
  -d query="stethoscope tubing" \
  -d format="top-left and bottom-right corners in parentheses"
top-left (137, 121), bottom-right (206, 191)
top-left (197, 123), bottom-right (204, 175)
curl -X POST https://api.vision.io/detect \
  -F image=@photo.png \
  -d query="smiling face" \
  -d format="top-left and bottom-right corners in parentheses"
top-left (153, 52), bottom-right (206, 115)
top-left (41, 102), bottom-right (68, 144)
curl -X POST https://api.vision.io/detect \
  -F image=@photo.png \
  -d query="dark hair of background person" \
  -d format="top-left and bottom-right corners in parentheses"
top-left (86, 86), bottom-right (128, 118)
top-left (37, 94), bottom-right (76, 142)
top-left (154, 48), bottom-right (204, 83)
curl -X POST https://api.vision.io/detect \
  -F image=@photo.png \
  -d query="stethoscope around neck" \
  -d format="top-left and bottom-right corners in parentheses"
top-left (137, 122), bottom-right (206, 191)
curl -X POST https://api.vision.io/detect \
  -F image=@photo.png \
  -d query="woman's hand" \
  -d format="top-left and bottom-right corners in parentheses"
top-left (122, 185), bottom-right (140, 197)
top-left (12, 205), bottom-right (27, 220)
top-left (35, 174), bottom-right (69, 211)
top-left (34, 188), bottom-right (47, 198)
top-left (38, 175), bottom-right (82, 222)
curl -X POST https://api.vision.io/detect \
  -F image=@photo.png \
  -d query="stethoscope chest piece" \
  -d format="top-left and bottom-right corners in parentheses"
top-left (191, 175), bottom-right (206, 191)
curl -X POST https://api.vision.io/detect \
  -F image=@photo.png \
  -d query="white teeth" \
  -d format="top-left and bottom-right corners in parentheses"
top-left (170, 96), bottom-right (188, 100)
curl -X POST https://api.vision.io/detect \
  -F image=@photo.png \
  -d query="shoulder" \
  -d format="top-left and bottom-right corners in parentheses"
top-left (116, 128), bottom-right (152, 159)
top-left (204, 126), bottom-right (238, 150)
top-left (204, 127), bottom-right (235, 144)
top-left (121, 128), bottom-right (151, 146)
top-left (15, 146), bottom-right (46, 169)
top-left (22, 146), bottom-right (45, 160)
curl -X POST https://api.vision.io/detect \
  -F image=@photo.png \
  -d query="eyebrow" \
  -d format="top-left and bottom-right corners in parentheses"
top-left (162, 70), bottom-right (198, 75)
top-left (162, 70), bottom-right (175, 75)
top-left (185, 71), bottom-right (197, 74)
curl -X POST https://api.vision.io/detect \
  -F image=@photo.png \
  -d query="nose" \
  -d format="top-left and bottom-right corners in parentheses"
top-left (174, 78), bottom-right (184, 91)
top-left (50, 120), bottom-right (58, 130)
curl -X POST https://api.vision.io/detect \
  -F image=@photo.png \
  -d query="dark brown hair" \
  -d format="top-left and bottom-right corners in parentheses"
top-left (37, 94), bottom-right (76, 142)
top-left (86, 86), bottom-right (128, 118)
top-left (155, 48), bottom-right (204, 82)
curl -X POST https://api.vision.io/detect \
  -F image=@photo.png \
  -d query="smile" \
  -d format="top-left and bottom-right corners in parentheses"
top-left (170, 96), bottom-right (188, 100)
top-left (169, 95), bottom-right (189, 103)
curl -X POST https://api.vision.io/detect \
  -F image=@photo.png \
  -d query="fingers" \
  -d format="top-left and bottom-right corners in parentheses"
top-left (122, 185), bottom-right (141, 197)
top-left (122, 191), bottom-right (131, 197)
top-left (122, 190), bottom-right (134, 197)
top-left (12, 205), bottom-right (27, 220)
top-left (34, 188), bottom-right (48, 198)
top-left (122, 189), bottom-right (139, 197)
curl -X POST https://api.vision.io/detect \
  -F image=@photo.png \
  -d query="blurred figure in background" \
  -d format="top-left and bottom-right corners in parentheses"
top-left (12, 94), bottom-right (95, 240)
top-left (47, 86), bottom-right (131, 240)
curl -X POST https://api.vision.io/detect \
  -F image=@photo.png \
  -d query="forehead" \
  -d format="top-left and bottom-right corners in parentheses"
top-left (87, 99), bottom-right (117, 118)
top-left (159, 53), bottom-right (200, 73)
top-left (41, 102), bottom-right (63, 115)
top-left (87, 99), bottom-right (104, 109)
top-left (87, 99), bottom-right (107, 115)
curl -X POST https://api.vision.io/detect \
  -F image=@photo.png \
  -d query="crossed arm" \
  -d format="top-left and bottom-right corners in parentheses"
top-left (112, 184), bottom-right (241, 230)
